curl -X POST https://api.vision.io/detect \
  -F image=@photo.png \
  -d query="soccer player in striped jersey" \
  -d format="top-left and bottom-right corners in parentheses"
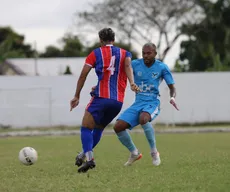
top-left (70, 28), bottom-right (139, 173)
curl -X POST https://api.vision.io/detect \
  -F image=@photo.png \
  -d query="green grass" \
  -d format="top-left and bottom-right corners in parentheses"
top-left (0, 133), bottom-right (230, 192)
top-left (0, 123), bottom-right (230, 133)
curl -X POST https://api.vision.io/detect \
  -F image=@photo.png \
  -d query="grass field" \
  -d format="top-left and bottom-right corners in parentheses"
top-left (1, 123), bottom-right (230, 133)
top-left (0, 133), bottom-right (230, 192)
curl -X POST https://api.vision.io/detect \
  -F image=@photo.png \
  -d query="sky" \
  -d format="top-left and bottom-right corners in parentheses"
top-left (0, 0), bottom-right (186, 68)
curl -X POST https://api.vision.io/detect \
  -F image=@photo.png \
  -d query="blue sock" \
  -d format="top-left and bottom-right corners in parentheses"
top-left (116, 130), bottom-right (137, 153)
top-left (81, 127), bottom-right (93, 154)
top-left (92, 128), bottom-right (104, 149)
top-left (142, 122), bottom-right (157, 152)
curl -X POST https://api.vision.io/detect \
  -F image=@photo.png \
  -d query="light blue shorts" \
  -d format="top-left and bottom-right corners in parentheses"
top-left (118, 99), bottom-right (160, 129)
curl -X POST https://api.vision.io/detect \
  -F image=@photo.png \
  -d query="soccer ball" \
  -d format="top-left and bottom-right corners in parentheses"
top-left (18, 147), bottom-right (38, 165)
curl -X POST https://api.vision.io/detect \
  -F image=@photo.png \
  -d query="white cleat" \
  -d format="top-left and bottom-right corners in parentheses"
top-left (124, 152), bottom-right (142, 166)
top-left (151, 152), bottom-right (161, 166)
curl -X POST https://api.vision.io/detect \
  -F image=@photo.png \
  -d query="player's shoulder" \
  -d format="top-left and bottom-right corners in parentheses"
top-left (132, 58), bottom-right (143, 66)
top-left (155, 59), bottom-right (169, 70)
top-left (113, 46), bottom-right (128, 52)
top-left (94, 47), bottom-right (100, 51)
top-left (88, 47), bottom-right (100, 56)
top-left (113, 46), bottom-right (132, 56)
top-left (113, 46), bottom-right (132, 55)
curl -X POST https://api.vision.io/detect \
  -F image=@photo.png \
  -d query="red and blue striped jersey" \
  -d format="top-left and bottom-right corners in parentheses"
top-left (85, 45), bottom-right (132, 103)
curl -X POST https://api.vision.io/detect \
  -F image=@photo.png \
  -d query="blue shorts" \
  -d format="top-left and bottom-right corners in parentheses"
top-left (118, 99), bottom-right (160, 129)
top-left (86, 97), bottom-right (123, 127)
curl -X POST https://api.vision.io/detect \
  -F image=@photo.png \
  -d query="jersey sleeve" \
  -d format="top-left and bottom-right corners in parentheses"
top-left (125, 51), bottom-right (132, 58)
top-left (85, 51), bottom-right (96, 68)
top-left (162, 64), bottom-right (175, 85)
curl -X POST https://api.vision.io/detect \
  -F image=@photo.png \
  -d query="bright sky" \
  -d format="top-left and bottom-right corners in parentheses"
top-left (0, 0), bottom-right (186, 68)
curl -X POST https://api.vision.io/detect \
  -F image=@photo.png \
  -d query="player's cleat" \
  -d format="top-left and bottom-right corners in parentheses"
top-left (151, 151), bottom-right (161, 166)
top-left (78, 160), bottom-right (96, 173)
top-left (124, 152), bottom-right (142, 166)
top-left (75, 152), bottom-right (86, 167)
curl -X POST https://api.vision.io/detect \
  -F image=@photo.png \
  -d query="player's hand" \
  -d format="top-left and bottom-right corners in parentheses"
top-left (90, 86), bottom-right (96, 97)
top-left (91, 86), bottom-right (96, 92)
top-left (170, 97), bottom-right (179, 111)
top-left (70, 97), bottom-right (79, 111)
top-left (131, 83), bottom-right (139, 93)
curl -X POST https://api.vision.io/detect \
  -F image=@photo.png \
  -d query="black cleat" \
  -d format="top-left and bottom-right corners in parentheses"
top-left (78, 160), bottom-right (96, 173)
top-left (75, 152), bottom-right (86, 167)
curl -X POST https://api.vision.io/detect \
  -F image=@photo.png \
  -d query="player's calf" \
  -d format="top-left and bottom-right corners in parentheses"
top-left (113, 120), bottom-right (130, 133)
top-left (114, 121), bottom-right (142, 166)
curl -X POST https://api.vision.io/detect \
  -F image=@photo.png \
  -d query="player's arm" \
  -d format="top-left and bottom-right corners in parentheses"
top-left (74, 65), bottom-right (92, 99)
top-left (125, 57), bottom-right (134, 85)
top-left (163, 65), bottom-right (179, 110)
top-left (70, 51), bottom-right (95, 111)
top-left (168, 83), bottom-right (179, 110)
top-left (124, 57), bottom-right (139, 92)
top-left (168, 84), bottom-right (176, 98)
top-left (74, 51), bottom-right (96, 99)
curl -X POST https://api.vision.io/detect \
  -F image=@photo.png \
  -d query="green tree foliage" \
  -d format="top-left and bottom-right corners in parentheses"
top-left (0, 27), bottom-right (34, 61)
top-left (39, 46), bottom-right (63, 57)
top-left (176, 0), bottom-right (230, 72)
top-left (41, 33), bottom-right (138, 58)
top-left (40, 33), bottom-right (86, 57)
top-left (61, 33), bottom-right (86, 57)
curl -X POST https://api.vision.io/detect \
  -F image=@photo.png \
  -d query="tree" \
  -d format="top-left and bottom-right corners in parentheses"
top-left (41, 33), bottom-right (87, 57)
top-left (0, 27), bottom-right (34, 60)
top-left (176, 0), bottom-right (230, 72)
top-left (76, 0), bottom-right (195, 61)
top-left (61, 33), bottom-right (86, 57)
top-left (0, 27), bottom-right (35, 75)
top-left (39, 46), bottom-right (63, 57)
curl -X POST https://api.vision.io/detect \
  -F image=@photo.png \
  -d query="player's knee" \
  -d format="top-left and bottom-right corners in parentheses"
top-left (139, 112), bottom-right (151, 125)
top-left (114, 120), bottom-right (129, 133)
top-left (82, 110), bottom-right (95, 129)
top-left (95, 124), bottom-right (105, 129)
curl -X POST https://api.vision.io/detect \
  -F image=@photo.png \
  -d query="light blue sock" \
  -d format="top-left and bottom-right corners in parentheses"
top-left (116, 130), bottom-right (137, 153)
top-left (142, 122), bottom-right (157, 152)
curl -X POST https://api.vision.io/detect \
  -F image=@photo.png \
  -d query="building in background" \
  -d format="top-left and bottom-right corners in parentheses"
top-left (1, 57), bottom-right (86, 76)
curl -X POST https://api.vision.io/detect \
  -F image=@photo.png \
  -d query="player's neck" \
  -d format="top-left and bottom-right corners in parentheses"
top-left (145, 59), bottom-right (155, 68)
top-left (101, 41), bottom-right (114, 46)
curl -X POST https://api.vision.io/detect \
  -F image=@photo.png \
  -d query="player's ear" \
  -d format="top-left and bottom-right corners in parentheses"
top-left (155, 51), bottom-right (157, 56)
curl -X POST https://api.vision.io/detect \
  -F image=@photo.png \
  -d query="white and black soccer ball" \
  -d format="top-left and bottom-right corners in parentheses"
top-left (18, 147), bottom-right (38, 165)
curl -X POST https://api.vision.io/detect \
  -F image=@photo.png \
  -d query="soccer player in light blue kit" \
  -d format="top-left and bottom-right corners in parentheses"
top-left (114, 43), bottom-right (179, 166)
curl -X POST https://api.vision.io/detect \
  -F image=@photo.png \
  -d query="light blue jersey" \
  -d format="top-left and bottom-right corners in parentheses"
top-left (118, 59), bottom-right (175, 128)
top-left (133, 59), bottom-right (175, 101)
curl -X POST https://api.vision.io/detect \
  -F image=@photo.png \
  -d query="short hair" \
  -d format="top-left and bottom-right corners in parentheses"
top-left (98, 28), bottom-right (115, 42)
top-left (142, 43), bottom-right (156, 50)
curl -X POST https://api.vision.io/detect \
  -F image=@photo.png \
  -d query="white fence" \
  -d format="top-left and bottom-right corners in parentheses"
top-left (0, 72), bottom-right (230, 128)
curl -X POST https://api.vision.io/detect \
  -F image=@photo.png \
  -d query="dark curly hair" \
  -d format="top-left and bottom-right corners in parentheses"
top-left (98, 28), bottom-right (115, 42)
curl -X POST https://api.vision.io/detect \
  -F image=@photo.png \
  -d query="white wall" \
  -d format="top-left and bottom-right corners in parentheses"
top-left (7, 58), bottom-right (86, 76)
top-left (0, 72), bottom-right (230, 128)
